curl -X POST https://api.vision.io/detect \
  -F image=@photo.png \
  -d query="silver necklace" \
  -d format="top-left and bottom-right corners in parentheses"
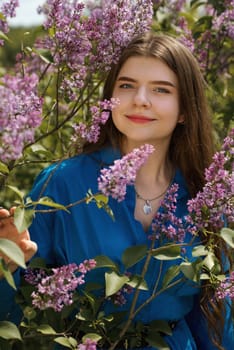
top-left (135, 185), bottom-right (169, 215)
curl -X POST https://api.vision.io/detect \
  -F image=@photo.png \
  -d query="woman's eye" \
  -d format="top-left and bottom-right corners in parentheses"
top-left (154, 87), bottom-right (170, 93)
top-left (119, 83), bottom-right (133, 89)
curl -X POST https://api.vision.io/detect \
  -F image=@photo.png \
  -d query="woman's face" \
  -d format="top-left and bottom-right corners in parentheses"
top-left (112, 56), bottom-right (184, 152)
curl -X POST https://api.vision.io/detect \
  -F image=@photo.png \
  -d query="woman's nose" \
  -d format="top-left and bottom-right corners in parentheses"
top-left (133, 87), bottom-right (151, 108)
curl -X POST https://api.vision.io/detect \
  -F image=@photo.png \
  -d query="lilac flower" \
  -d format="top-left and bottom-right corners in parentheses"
top-left (111, 285), bottom-right (133, 306)
top-left (29, 260), bottom-right (96, 312)
top-left (0, 73), bottom-right (42, 162)
top-left (0, 0), bottom-right (19, 44)
top-left (98, 144), bottom-right (155, 202)
top-left (72, 98), bottom-right (119, 144)
top-left (77, 338), bottom-right (97, 350)
top-left (150, 183), bottom-right (188, 243)
top-left (187, 129), bottom-right (234, 232)
top-left (215, 271), bottom-right (234, 300)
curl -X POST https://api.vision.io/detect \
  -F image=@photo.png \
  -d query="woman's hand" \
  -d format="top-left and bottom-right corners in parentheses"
top-left (0, 207), bottom-right (37, 275)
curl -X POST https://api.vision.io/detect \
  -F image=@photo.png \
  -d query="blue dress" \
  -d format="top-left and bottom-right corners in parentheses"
top-left (0, 147), bottom-right (233, 349)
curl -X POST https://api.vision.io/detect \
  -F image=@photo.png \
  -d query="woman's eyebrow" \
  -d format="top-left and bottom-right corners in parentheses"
top-left (117, 76), bottom-right (176, 87)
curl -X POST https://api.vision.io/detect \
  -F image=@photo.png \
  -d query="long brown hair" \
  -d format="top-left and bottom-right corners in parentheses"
top-left (83, 32), bottom-right (229, 348)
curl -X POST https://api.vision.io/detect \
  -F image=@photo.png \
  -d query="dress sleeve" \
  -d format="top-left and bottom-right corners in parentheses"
top-left (185, 294), bottom-right (234, 349)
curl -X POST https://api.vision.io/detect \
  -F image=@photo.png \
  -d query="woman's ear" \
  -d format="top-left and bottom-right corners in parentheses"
top-left (178, 114), bottom-right (185, 124)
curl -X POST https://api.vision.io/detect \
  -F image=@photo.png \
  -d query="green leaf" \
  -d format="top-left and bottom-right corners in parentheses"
top-left (0, 162), bottom-right (9, 174)
top-left (0, 259), bottom-right (16, 289)
top-left (162, 265), bottom-right (181, 287)
top-left (0, 238), bottom-right (26, 268)
top-left (192, 245), bottom-right (208, 257)
top-left (0, 30), bottom-right (10, 42)
top-left (127, 275), bottom-right (148, 290)
top-left (122, 244), bottom-right (147, 268)
top-left (54, 337), bottom-right (74, 349)
top-left (148, 320), bottom-right (173, 336)
top-left (152, 245), bottom-right (181, 260)
top-left (94, 255), bottom-right (119, 272)
top-left (14, 207), bottom-right (35, 233)
top-left (146, 331), bottom-right (170, 349)
top-left (105, 271), bottom-right (129, 297)
top-left (220, 228), bottom-right (234, 248)
top-left (37, 324), bottom-right (57, 335)
top-left (180, 262), bottom-right (197, 281)
top-left (203, 252), bottom-right (216, 270)
top-left (82, 333), bottom-right (102, 342)
top-left (0, 321), bottom-right (22, 340)
top-left (37, 197), bottom-right (70, 212)
top-left (6, 185), bottom-right (24, 202)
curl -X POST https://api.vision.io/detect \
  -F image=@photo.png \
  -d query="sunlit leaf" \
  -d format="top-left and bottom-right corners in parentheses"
top-left (0, 238), bottom-right (25, 268)
top-left (192, 245), bottom-right (208, 257)
top-left (127, 275), bottom-right (148, 290)
top-left (105, 271), bottom-right (129, 297)
top-left (220, 228), bottom-right (234, 248)
top-left (0, 162), bottom-right (9, 174)
top-left (6, 185), bottom-right (24, 201)
top-left (14, 207), bottom-right (35, 233)
top-left (37, 324), bottom-right (57, 335)
top-left (152, 245), bottom-right (181, 260)
top-left (0, 321), bottom-right (22, 340)
top-left (54, 337), bottom-right (74, 348)
top-left (203, 252), bottom-right (216, 270)
top-left (122, 244), bottom-right (147, 268)
top-left (82, 333), bottom-right (102, 342)
top-left (37, 197), bottom-right (70, 212)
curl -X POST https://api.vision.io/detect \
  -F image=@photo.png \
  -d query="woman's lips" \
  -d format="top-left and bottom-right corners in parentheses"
top-left (126, 115), bottom-right (155, 124)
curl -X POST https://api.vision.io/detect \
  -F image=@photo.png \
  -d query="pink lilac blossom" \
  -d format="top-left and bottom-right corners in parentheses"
top-left (0, 0), bottom-right (19, 44)
top-left (215, 271), bottom-right (234, 300)
top-left (0, 73), bottom-right (42, 162)
top-left (98, 144), bottom-right (155, 202)
top-left (150, 183), bottom-right (189, 243)
top-left (27, 260), bottom-right (96, 312)
top-left (187, 129), bottom-right (234, 232)
top-left (72, 98), bottom-right (119, 144)
top-left (77, 338), bottom-right (97, 350)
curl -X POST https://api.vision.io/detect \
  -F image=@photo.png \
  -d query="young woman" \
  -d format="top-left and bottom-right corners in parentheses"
top-left (0, 32), bottom-right (233, 349)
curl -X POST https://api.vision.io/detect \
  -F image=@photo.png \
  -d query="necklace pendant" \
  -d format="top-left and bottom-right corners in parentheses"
top-left (143, 200), bottom-right (152, 215)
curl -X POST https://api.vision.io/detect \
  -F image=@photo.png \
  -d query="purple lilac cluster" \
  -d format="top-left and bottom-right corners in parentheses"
top-left (187, 129), bottom-right (234, 232)
top-left (77, 338), bottom-right (97, 350)
top-left (0, 73), bottom-right (42, 162)
top-left (25, 259), bottom-right (96, 312)
top-left (212, 0), bottom-right (234, 40)
top-left (98, 144), bottom-right (155, 202)
top-left (72, 98), bottom-right (119, 144)
top-left (111, 285), bottom-right (133, 306)
top-left (35, 0), bottom-right (152, 99)
top-left (0, 0), bottom-right (19, 45)
top-left (215, 271), bottom-right (234, 300)
top-left (84, 0), bottom-right (153, 69)
top-left (150, 183), bottom-right (189, 243)
top-left (174, 0), bottom-right (234, 72)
